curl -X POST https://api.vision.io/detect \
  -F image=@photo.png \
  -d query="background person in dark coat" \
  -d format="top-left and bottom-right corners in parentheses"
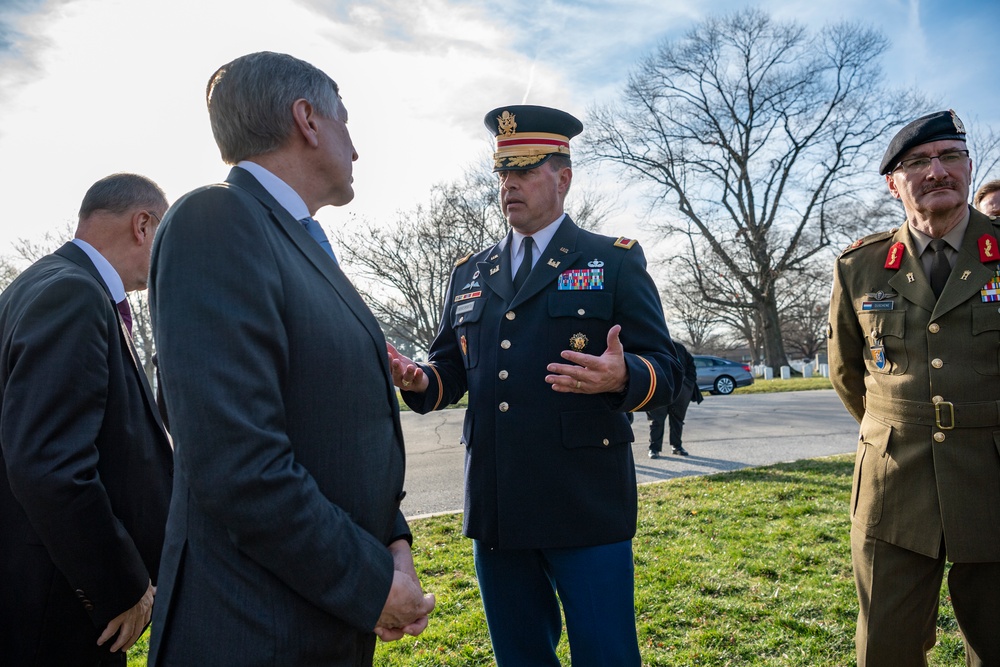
top-left (389, 105), bottom-right (681, 666)
top-left (147, 52), bottom-right (433, 666)
top-left (647, 342), bottom-right (702, 458)
top-left (0, 173), bottom-right (173, 665)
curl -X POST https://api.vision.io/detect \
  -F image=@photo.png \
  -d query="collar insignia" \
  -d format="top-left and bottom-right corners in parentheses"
top-left (884, 242), bottom-right (904, 269)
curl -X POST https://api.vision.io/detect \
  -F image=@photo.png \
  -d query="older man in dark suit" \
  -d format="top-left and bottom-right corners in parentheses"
top-left (390, 105), bottom-right (680, 666)
top-left (147, 52), bottom-right (433, 666)
top-left (0, 173), bottom-right (173, 665)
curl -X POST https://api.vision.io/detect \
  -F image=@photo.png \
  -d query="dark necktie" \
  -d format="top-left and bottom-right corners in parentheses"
top-left (928, 239), bottom-right (951, 299)
top-left (513, 237), bottom-right (533, 293)
top-left (117, 298), bottom-right (133, 336)
top-left (301, 217), bottom-right (337, 262)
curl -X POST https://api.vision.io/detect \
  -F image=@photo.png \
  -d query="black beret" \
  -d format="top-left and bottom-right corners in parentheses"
top-left (484, 105), bottom-right (583, 172)
top-left (879, 109), bottom-right (967, 175)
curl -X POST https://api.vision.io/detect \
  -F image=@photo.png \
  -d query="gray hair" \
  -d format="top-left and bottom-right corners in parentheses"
top-left (78, 173), bottom-right (167, 219)
top-left (206, 51), bottom-right (341, 164)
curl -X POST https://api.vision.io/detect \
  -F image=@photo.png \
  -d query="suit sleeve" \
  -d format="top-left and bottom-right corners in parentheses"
top-left (828, 258), bottom-right (866, 423)
top-left (612, 243), bottom-right (681, 412)
top-left (150, 188), bottom-right (393, 632)
top-left (1, 275), bottom-right (148, 629)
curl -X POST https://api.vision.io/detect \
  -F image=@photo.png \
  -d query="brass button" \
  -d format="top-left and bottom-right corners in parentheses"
top-left (602, 438), bottom-right (610, 446)
top-left (506, 311), bottom-right (516, 320)
top-left (928, 323), bottom-right (940, 333)
top-left (577, 308), bottom-right (586, 316)
top-left (932, 395), bottom-right (944, 404)
top-left (459, 316), bottom-right (465, 323)
top-left (501, 340), bottom-right (511, 349)
top-left (933, 431), bottom-right (946, 443)
top-left (499, 370), bottom-right (509, 380)
top-left (499, 402), bottom-right (509, 412)
top-left (931, 358), bottom-right (943, 369)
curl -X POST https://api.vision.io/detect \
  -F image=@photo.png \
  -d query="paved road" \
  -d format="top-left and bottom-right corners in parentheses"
top-left (399, 389), bottom-right (860, 518)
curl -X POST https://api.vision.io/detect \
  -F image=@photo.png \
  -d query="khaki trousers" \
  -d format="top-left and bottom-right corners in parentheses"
top-left (852, 525), bottom-right (1000, 667)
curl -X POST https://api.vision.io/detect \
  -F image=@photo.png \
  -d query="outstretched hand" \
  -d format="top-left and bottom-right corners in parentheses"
top-left (387, 343), bottom-right (429, 393)
top-left (545, 324), bottom-right (628, 394)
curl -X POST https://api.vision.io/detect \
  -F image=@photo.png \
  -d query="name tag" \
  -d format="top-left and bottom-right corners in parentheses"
top-left (862, 301), bottom-right (893, 311)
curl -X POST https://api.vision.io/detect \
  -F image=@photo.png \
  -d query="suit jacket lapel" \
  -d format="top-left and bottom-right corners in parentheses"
top-left (933, 210), bottom-right (997, 319)
top-left (53, 243), bottom-right (168, 436)
top-left (224, 169), bottom-right (397, 396)
top-left (480, 234), bottom-right (514, 304)
top-left (888, 226), bottom-right (936, 313)
top-left (511, 217), bottom-right (582, 309)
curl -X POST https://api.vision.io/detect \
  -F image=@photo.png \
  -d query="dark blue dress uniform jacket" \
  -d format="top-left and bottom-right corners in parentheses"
top-left (404, 217), bottom-right (680, 549)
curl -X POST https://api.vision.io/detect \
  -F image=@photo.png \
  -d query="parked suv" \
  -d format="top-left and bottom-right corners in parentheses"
top-left (692, 355), bottom-right (754, 395)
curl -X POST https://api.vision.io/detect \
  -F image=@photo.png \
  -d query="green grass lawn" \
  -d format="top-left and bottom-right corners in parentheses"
top-left (127, 454), bottom-right (965, 666)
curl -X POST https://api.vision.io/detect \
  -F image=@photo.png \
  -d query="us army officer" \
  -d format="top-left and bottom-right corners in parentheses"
top-left (389, 105), bottom-right (680, 666)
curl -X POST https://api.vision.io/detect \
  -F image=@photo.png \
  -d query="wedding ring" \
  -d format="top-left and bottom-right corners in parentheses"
top-left (575, 380), bottom-right (581, 389)
top-left (402, 379), bottom-right (412, 387)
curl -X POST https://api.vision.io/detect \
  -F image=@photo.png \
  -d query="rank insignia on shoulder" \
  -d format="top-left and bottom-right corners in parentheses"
top-left (979, 234), bottom-right (999, 263)
top-left (614, 237), bottom-right (636, 249)
top-left (455, 253), bottom-right (472, 267)
top-left (884, 242), bottom-right (904, 269)
top-left (558, 268), bottom-right (604, 290)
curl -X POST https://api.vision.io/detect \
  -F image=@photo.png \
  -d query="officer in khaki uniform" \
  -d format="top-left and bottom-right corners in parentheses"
top-left (829, 110), bottom-right (1000, 666)
top-left (388, 105), bottom-right (681, 666)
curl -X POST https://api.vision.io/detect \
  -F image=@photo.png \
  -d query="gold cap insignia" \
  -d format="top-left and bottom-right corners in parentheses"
top-left (497, 110), bottom-right (517, 137)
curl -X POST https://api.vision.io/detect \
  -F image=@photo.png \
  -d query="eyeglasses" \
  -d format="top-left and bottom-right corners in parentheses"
top-left (893, 149), bottom-right (969, 175)
top-left (147, 210), bottom-right (162, 223)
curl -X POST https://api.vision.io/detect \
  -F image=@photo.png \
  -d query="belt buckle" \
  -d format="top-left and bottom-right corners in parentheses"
top-left (935, 401), bottom-right (955, 430)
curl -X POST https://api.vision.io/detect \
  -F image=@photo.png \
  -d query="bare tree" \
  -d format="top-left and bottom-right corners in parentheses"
top-left (585, 8), bottom-right (924, 369)
top-left (969, 120), bottom-right (1000, 197)
top-left (336, 160), bottom-right (611, 355)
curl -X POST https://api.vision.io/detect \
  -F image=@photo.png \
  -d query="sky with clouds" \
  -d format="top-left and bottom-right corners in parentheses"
top-left (0, 0), bottom-right (998, 258)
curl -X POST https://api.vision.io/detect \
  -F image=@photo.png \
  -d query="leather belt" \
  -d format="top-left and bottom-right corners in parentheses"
top-left (864, 393), bottom-right (1000, 430)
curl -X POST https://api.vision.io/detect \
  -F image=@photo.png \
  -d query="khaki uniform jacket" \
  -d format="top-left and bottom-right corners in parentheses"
top-left (829, 207), bottom-right (1000, 562)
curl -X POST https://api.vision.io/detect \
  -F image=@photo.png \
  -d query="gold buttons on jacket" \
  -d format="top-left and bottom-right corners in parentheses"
top-left (931, 358), bottom-right (943, 368)
top-left (499, 402), bottom-right (509, 412)
top-left (602, 438), bottom-right (610, 446)
top-left (506, 311), bottom-right (516, 320)
top-left (928, 323), bottom-right (940, 333)
top-left (933, 432), bottom-right (946, 443)
top-left (501, 340), bottom-right (511, 349)
top-left (498, 370), bottom-right (509, 380)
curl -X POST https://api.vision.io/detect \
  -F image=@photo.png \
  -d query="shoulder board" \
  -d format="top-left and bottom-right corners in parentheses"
top-left (614, 236), bottom-right (637, 250)
top-left (840, 229), bottom-right (895, 257)
top-left (454, 253), bottom-right (472, 267)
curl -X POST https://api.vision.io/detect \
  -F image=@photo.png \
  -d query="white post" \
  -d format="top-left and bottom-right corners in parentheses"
top-left (764, 367), bottom-right (774, 380)
top-left (780, 366), bottom-right (791, 380)
top-left (802, 365), bottom-right (813, 378)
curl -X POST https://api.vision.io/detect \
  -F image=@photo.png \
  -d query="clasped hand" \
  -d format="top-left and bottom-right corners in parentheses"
top-left (374, 539), bottom-right (435, 642)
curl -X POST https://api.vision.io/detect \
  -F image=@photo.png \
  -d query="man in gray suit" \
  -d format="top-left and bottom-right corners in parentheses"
top-left (147, 51), bottom-right (434, 666)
